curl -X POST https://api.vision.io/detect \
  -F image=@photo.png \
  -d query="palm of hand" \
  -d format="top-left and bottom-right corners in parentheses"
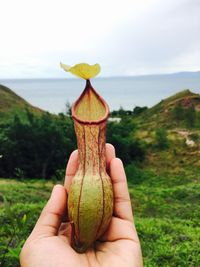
top-left (24, 218), bottom-right (139, 267)
top-left (20, 145), bottom-right (143, 267)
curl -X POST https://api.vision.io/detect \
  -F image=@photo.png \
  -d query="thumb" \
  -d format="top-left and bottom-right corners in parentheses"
top-left (30, 184), bottom-right (67, 239)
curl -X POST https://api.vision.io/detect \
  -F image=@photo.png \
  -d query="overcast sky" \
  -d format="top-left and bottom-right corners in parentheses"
top-left (0, 0), bottom-right (200, 78)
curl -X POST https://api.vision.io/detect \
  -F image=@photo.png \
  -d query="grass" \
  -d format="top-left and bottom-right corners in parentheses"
top-left (126, 158), bottom-right (199, 266)
top-left (0, 164), bottom-right (199, 267)
top-left (136, 217), bottom-right (199, 267)
top-left (0, 179), bottom-right (54, 267)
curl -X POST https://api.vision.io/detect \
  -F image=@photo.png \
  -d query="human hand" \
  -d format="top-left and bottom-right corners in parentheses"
top-left (20, 144), bottom-right (143, 267)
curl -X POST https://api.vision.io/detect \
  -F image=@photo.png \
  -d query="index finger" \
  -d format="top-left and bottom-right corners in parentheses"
top-left (64, 150), bottom-right (78, 193)
top-left (110, 158), bottom-right (133, 222)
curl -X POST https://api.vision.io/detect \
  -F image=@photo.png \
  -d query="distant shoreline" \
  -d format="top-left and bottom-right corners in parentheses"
top-left (0, 70), bottom-right (200, 81)
top-left (0, 74), bottom-right (200, 114)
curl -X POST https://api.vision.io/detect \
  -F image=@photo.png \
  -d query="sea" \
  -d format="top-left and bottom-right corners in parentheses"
top-left (1, 73), bottom-right (200, 114)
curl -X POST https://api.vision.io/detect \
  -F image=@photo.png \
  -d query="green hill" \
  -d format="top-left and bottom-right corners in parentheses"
top-left (135, 89), bottom-right (200, 155)
top-left (137, 90), bottom-right (200, 129)
top-left (133, 89), bottom-right (200, 177)
top-left (137, 89), bottom-right (200, 129)
top-left (0, 84), bottom-right (43, 123)
top-left (129, 90), bottom-right (200, 265)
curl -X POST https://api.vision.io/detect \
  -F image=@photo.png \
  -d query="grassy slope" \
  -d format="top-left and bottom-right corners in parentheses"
top-left (0, 84), bottom-right (44, 124)
top-left (0, 179), bottom-right (54, 267)
top-left (135, 89), bottom-right (200, 166)
top-left (136, 89), bottom-right (200, 129)
top-left (131, 89), bottom-right (200, 266)
top-left (130, 166), bottom-right (199, 266)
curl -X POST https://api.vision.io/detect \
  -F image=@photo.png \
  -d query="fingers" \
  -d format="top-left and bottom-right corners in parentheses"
top-left (106, 143), bottom-right (116, 169)
top-left (64, 144), bottom-right (116, 192)
top-left (110, 158), bottom-right (133, 222)
top-left (30, 185), bottom-right (67, 239)
top-left (58, 222), bottom-right (72, 244)
top-left (99, 217), bottom-right (139, 243)
top-left (64, 150), bottom-right (78, 192)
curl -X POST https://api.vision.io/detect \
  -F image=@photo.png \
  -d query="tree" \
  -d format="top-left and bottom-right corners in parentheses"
top-left (133, 106), bottom-right (148, 115)
top-left (65, 101), bottom-right (72, 116)
top-left (185, 105), bottom-right (196, 128)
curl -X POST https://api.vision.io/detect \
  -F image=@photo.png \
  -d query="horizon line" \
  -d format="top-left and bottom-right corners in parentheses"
top-left (0, 70), bottom-right (200, 80)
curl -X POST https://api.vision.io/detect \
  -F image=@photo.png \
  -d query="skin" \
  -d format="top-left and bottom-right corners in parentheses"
top-left (20, 144), bottom-right (143, 267)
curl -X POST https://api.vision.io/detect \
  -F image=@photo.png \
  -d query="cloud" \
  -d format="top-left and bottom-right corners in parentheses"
top-left (101, 0), bottom-right (200, 75)
top-left (0, 0), bottom-right (199, 78)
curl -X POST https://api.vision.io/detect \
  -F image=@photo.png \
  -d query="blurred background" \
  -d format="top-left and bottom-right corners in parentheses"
top-left (0, 1), bottom-right (199, 266)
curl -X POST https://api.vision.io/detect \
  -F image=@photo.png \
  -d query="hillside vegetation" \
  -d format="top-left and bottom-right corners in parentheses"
top-left (136, 89), bottom-right (200, 128)
top-left (0, 84), bottom-right (43, 123)
top-left (134, 89), bottom-right (200, 164)
top-left (0, 85), bottom-right (199, 266)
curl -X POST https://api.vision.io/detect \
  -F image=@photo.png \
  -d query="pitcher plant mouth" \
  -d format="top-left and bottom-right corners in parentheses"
top-left (72, 80), bottom-right (109, 125)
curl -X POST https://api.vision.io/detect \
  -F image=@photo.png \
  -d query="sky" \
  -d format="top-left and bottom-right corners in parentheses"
top-left (0, 0), bottom-right (200, 78)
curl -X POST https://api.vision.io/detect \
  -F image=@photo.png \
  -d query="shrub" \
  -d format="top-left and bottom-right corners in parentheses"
top-left (173, 102), bottom-right (184, 121)
top-left (125, 163), bottom-right (152, 184)
top-left (0, 111), bottom-right (76, 179)
top-left (154, 128), bottom-right (169, 149)
top-left (107, 117), bottom-right (146, 164)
